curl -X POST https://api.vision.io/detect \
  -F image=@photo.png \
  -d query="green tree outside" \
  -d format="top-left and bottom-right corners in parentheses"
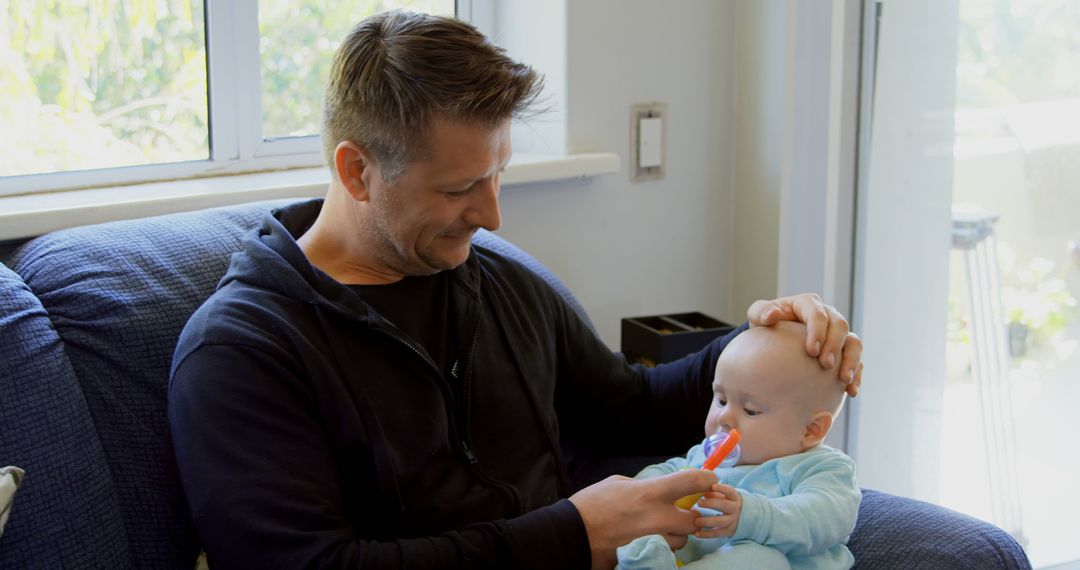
top-left (1, 0), bottom-right (452, 179)
top-left (1, 0), bottom-right (207, 177)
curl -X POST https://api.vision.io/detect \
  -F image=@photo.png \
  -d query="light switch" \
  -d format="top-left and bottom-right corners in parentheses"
top-left (630, 102), bottom-right (666, 182)
top-left (638, 117), bottom-right (663, 169)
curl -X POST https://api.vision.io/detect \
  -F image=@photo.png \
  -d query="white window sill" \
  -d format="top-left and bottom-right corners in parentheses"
top-left (0, 152), bottom-right (619, 241)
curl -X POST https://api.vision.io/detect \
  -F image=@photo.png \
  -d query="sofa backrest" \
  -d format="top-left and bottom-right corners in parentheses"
top-left (2, 200), bottom-right (295, 568)
top-left (0, 262), bottom-right (133, 568)
top-left (0, 198), bottom-right (593, 568)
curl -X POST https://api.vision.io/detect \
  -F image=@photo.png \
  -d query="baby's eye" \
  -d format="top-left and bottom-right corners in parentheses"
top-left (715, 396), bottom-right (727, 407)
top-left (743, 407), bottom-right (760, 417)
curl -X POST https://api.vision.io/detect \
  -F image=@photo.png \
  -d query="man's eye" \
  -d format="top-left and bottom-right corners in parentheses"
top-left (744, 408), bottom-right (760, 417)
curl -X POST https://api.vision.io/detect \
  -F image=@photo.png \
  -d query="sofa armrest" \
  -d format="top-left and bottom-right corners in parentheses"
top-left (849, 489), bottom-right (1030, 569)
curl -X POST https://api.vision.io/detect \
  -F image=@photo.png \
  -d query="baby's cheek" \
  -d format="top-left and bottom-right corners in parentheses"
top-left (703, 408), bottom-right (721, 435)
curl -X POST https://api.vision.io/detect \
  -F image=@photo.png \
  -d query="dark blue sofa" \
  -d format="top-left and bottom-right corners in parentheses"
top-left (0, 200), bottom-right (1030, 568)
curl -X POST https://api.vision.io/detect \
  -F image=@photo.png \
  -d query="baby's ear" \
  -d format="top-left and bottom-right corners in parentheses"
top-left (802, 412), bottom-right (834, 448)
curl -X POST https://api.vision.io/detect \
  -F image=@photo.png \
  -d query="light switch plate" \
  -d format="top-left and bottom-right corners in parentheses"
top-left (630, 102), bottom-right (667, 182)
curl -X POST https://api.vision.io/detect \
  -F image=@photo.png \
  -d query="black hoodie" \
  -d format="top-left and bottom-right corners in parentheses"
top-left (168, 199), bottom-right (743, 569)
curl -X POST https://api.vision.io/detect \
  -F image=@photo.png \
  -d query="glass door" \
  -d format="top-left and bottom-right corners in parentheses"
top-left (853, 1), bottom-right (1080, 567)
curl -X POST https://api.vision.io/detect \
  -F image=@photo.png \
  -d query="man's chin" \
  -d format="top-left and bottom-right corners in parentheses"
top-left (420, 244), bottom-right (472, 272)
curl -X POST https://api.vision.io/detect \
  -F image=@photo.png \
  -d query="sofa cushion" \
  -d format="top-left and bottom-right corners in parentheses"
top-left (6, 200), bottom-right (295, 569)
top-left (0, 263), bottom-right (131, 568)
top-left (849, 489), bottom-right (1030, 569)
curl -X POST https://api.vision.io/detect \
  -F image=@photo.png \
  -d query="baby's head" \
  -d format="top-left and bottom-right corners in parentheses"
top-left (705, 321), bottom-right (846, 466)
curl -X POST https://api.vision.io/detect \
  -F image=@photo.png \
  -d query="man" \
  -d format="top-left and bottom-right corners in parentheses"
top-left (169, 11), bottom-right (863, 569)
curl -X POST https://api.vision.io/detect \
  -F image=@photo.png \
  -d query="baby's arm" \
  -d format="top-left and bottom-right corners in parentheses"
top-left (698, 452), bottom-right (860, 557)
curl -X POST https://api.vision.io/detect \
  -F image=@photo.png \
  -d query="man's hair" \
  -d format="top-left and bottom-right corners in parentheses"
top-left (322, 10), bottom-right (543, 181)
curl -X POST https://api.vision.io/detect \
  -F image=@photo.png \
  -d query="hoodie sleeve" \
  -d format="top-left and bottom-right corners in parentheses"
top-left (170, 342), bottom-right (590, 570)
top-left (550, 284), bottom-right (749, 458)
top-left (633, 445), bottom-right (705, 480)
top-left (729, 452), bottom-right (861, 557)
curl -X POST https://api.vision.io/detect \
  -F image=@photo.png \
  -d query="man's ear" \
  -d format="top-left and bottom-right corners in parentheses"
top-left (802, 412), bottom-right (834, 448)
top-left (334, 141), bottom-right (376, 202)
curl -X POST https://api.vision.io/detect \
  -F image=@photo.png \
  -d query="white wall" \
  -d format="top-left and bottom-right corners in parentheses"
top-left (729, 0), bottom-right (861, 450)
top-left (731, 0), bottom-right (785, 317)
top-left (494, 0), bottom-right (739, 348)
top-left (489, 0), bottom-right (861, 376)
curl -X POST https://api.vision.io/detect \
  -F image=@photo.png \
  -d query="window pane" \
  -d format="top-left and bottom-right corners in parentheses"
top-left (258, 0), bottom-right (455, 140)
top-left (856, 0), bottom-right (1080, 567)
top-left (944, 1), bottom-right (1080, 566)
top-left (0, 1), bottom-right (208, 177)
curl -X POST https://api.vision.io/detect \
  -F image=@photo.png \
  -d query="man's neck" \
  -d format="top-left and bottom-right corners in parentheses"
top-left (297, 190), bottom-right (404, 286)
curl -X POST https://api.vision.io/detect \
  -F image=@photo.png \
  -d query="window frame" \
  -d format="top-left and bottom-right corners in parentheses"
top-left (0, 0), bottom-right (480, 198)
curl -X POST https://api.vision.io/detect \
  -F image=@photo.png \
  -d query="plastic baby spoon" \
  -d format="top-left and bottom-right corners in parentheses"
top-left (673, 428), bottom-right (741, 509)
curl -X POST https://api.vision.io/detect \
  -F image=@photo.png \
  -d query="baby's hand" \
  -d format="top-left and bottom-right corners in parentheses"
top-left (694, 483), bottom-right (742, 539)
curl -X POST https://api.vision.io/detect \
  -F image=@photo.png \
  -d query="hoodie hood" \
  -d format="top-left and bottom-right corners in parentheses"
top-left (219, 198), bottom-right (480, 324)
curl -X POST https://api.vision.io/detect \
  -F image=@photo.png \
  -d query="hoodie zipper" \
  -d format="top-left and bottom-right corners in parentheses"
top-left (378, 323), bottom-right (523, 515)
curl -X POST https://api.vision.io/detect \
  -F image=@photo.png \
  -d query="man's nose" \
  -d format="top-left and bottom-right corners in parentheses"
top-left (466, 175), bottom-right (501, 231)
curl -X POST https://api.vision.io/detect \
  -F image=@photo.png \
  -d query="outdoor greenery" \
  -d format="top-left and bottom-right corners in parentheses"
top-left (1001, 255), bottom-right (1077, 345)
top-left (1, 0), bottom-right (451, 178)
top-left (3, 0), bottom-right (1076, 179)
top-left (258, 0), bottom-right (453, 138)
top-left (1, 0), bottom-right (207, 176)
top-left (957, 0), bottom-right (1080, 107)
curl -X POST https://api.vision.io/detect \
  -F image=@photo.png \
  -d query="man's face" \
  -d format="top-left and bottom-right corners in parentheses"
top-left (703, 342), bottom-right (812, 466)
top-left (365, 117), bottom-right (511, 277)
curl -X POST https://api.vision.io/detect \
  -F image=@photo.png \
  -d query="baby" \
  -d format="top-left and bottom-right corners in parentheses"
top-left (617, 321), bottom-right (861, 570)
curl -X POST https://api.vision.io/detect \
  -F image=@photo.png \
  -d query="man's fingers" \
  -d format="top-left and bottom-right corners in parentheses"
top-left (747, 299), bottom-right (782, 326)
top-left (747, 294), bottom-right (863, 386)
top-left (663, 532), bottom-right (690, 551)
top-left (650, 469), bottom-right (718, 503)
top-left (817, 304), bottom-right (850, 370)
top-left (837, 332), bottom-right (863, 390)
top-left (847, 361), bottom-right (864, 397)
top-left (793, 294), bottom-right (830, 358)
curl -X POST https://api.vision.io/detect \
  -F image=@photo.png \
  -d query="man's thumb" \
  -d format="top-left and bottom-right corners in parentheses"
top-left (651, 468), bottom-right (718, 502)
top-left (747, 299), bottom-right (781, 326)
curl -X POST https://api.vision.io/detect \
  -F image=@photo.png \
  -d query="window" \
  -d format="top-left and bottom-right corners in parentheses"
top-left (0, 0), bottom-right (458, 197)
top-left (853, 0), bottom-right (1080, 567)
top-left (0, 2), bottom-right (209, 178)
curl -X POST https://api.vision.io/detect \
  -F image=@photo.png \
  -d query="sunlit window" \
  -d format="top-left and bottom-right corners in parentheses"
top-left (0, 0), bottom-right (460, 189)
top-left (0, 1), bottom-right (208, 177)
top-left (258, 0), bottom-right (455, 139)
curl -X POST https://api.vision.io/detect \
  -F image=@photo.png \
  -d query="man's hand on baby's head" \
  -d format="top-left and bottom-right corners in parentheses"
top-left (746, 293), bottom-right (863, 397)
top-left (693, 483), bottom-right (743, 539)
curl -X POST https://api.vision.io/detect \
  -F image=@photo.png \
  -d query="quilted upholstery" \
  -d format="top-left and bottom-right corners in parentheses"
top-left (4, 201), bottom-right (292, 568)
top-left (0, 199), bottom-right (1031, 568)
top-left (850, 489), bottom-right (1030, 569)
top-left (0, 263), bottom-right (131, 568)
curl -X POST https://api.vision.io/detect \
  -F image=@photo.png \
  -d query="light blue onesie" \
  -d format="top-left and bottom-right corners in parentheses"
top-left (616, 444), bottom-right (860, 570)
